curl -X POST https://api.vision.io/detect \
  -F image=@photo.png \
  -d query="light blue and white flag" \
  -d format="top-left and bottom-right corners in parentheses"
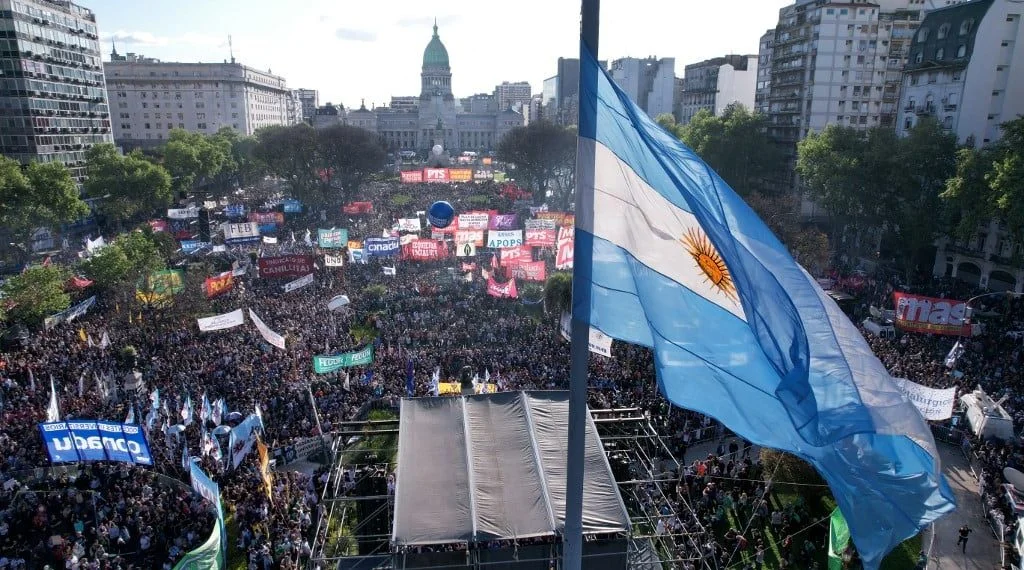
top-left (201, 393), bottom-right (212, 423)
top-left (46, 375), bottom-right (61, 422)
top-left (573, 41), bottom-right (953, 568)
top-left (150, 387), bottom-right (160, 411)
top-left (181, 394), bottom-right (193, 426)
top-left (125, 405), bottom-right (135, 425)
top-left (944, 341), bottom-right (964, 369)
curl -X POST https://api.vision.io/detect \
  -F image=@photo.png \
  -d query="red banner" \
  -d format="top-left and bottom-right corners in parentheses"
top-left (537, 211), bottom-right (575, 228)
top-left (892, 292), bottom-right (972, 336)
top-left (401, 240), bottom-right (449, 261)
top-left (258, 255), bottom-right (314, 278)
top-left (400, 170), bottom-right (423, 183)
top-left (555, 227), bottom-right (574, 270)
top-left (487, 277), bottom-right (519, 299)
top-left (499, 245), bottom-right (531, 266)
top-left (248, 212), bottom-right (284, 226)
top-left (511, 261), bottom-right (546, 282)
top-left (525, 228), bottom-right (556, 247)
top-left (455, 229), bottom-right (485, 246)
top-left (423, 168), bottom-right (449, 183)
top-left (343, 201), bottom-right (374, 215)
top-left (148, 220), bottom-right (168, 233)
top-left (461, 262), bottom-right (477, 272)
top-left (203, 271), bottom-right (234, 298)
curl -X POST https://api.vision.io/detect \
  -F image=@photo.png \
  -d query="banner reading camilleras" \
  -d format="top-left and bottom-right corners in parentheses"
top-left (313, 345), bottom-right (374, 373)
top-left (890, 378), bottom-right (956, 420)
top-left (892, 291), bottom-right (972, 336)
top-left (258, 255), bottom-right (314, 278)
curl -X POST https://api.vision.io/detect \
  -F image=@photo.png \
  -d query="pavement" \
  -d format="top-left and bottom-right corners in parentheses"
top-left (924, 444), bottom-right (1003, 570)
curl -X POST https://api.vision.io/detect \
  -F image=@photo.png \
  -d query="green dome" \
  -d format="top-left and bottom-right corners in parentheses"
top-left (422, 22), bottom-right (449, 69)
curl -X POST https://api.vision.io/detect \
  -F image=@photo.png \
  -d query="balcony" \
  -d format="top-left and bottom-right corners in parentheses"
top-left (915, 106), bottom-right (935, 116)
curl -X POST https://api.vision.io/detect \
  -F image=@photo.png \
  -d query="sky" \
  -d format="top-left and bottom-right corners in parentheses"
top-left (88, 0), bottom-right (791, 108)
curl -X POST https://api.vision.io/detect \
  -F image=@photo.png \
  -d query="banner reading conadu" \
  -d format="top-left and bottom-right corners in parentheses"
top-left (892, 292), bottom-right (973, 336)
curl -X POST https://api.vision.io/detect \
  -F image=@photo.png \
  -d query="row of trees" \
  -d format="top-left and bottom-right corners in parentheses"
top-left (496, 121), bottom-right (577, 210)
top-left (252, 123), bottom-right (387, 206)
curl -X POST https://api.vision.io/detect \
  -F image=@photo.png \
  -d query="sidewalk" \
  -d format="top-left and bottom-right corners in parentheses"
top-left (925, 443), bottom-right (1002, 570)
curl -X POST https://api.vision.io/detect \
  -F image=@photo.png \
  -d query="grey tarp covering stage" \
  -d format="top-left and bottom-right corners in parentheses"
top-left (392, 391), bottom-right (630, 546)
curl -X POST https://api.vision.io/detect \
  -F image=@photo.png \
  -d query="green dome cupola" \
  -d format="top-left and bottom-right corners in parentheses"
top-left (422, 21), bottom-right (450, 69)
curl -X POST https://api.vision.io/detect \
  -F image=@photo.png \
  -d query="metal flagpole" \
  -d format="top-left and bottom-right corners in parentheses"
top-left (564, 1), bottom-right (599, 569)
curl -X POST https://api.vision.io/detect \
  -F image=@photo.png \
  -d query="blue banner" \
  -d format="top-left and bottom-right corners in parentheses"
top-left (180, 240), bottom-right (210, 254)
top-left (283, 199), bottom-right (303, 213)
top-left (365, 237), bottom-right (400, 257)
top-left (38, 420), bottom-right (153, 465)
top-left (225, 204), bottom-right (246, 218)
top-left (189, 460), bottom-right (221, 512)
top-left (258, 223), bottom-right (277, 235)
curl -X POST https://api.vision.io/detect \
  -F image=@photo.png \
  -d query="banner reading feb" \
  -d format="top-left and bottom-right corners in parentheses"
top-left (892, 292), bottom-right (972, 336)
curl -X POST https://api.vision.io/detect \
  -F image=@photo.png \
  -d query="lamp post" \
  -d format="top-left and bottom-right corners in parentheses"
top-left (958, 291), bottom-right (1024, 344)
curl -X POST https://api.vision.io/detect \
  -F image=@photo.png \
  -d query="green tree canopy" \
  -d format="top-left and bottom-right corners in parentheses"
top-left (254, 124), bottom-right (321, 204)
top-left (79, 228), bottom-right (168, 293)
top-left (544, 271), bottom-right (573, 317)
top-left (678, 104), bottom-right (783, 197)
top-left (1, 264), bottom-right (72, 326)
top-left (83, 144), bottom-right (173, 227)
top-left (163, 129), bottom-right (231, 192)
top-left (317, 124), bottom-right (388, 201)
top-left (211, 127), bottom-right (264, 189)
top-left (0, 156), bottom-right (88, 260)
top-left (497, 121), bottom-right (576, 209)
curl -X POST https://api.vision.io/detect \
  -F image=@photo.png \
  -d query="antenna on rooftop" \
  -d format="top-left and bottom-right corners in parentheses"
top-left (228, 35), bottom-right (235, 64)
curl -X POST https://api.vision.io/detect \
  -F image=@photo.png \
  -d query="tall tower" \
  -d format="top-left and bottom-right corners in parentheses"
top-left (420, 20), bottom-right (453, 100)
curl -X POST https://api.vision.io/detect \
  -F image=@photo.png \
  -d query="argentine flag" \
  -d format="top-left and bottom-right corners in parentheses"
top-left (574, 42), bottom-right (953, 568)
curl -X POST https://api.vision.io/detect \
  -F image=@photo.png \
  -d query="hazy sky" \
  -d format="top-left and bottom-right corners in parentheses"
top-left (89, 0), bottom-right (790, 107)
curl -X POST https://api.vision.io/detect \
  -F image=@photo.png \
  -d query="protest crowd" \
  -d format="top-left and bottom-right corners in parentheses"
top-left (1, 175), bottom-right (1022, 569)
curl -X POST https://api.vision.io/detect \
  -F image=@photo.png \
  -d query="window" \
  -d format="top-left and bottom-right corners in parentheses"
top-left (143, 113), bottom-right (149, 119)
top-left (948, 93), bottom-right (959, 106)
top-left (826, 8), bottom-right (834, 14)
top-left (231, 113), bottom-right (238, 118)
top-left (178, 123), bottom-right (185, 129)
top-left (928, 72), bottom-right (938, 83)
top-left (918, 28), bottom-right (929, 42)
top-left (196, 102), bottom-right (205, 109)
top-left (915, 51), bottom-right (923, 63)
top-left (857, 55), bottom-right (865, 64)
top-left (154, 113), bottom-right (161, 119)
top-left (196, 113), bottom-right (206, 120)
top-left (911, 74), bottom-right (919, 85)
top-left (960, 19), bottom-right (974, 35)
top-left (144, 123), bottom-right (151, 129)
top-left (957, 44), bottom-right (967, 58)
top-left (840, 8), bottom-right (848, 15)
top-left (197, 123), bottom-right (207, 129)
top-left (952, 70), bottom-right (962, 81)
top-left (177, 113), bottom-right (183, 119)
top-left (120, 123), bottom-right (130, 130)
top-left (141, 102), bottom-right (148, 109)
top-left (233, 123), bottom-right (239, 129)
top-left (935, 48), bottom-right (944, 59)
top-left (993, 90), bottom-right (1001, 96)
top-left (119, 112), bottom-right (129, 119)
top-left (943, 116), bottom-right (953, 128)
top-left (937, 23), bottom-right (950, 39)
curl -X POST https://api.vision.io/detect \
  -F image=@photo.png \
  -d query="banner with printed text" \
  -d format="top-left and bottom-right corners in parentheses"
top-left (400, 170), bottom-right (424, 183)
top-left (458, 213), bottom-right (490, 230)
top-left (555, 227), bottom-right (574, 270)
top-left (486, 277), bottom-right (519, 299)
top-left (455, 229), bottom-right (485, 246)
top-left (524, 218), bottom-right (557, 230)
top-left (511, 260), bottom-right (546, 282)
top-left (248, 212), bottom-right (284, 227)
top-left (224, 204), bottom-right (246, 218)
top-left (423, 168), bottom-right (450, 183)
top-left (283, 273), bottom-right (314, 293)
top-left (488, 214), bottom-right (519, 230)
top-left (456, 242), bottom-right (477, 257)
top-left (892, 292), bottom-right (972, 336)
top-left (313, 345), bottom-right (374, 373)
top-left (39, 420), bottom-right (153, 465)
top-left (559, 312), bottom-right (613, 358)
top-left (137, 270), bottom-right (184, 304)
top-left (283, 199), bottom-right (303, 213)
top-left (890, 378), bottom-right (956, 420)
top-left (317, 228), bottom-right (348, 248)
top-left (487, 230), bottom-right (523, 249)
top-left (223, 222), bottom-right (260, 244)
top-left (401, 240), bottom-right (449, 261)
top-left (365, 237), bottom-right (401, 257)
top-left (536, 211), bottom-right (574, 227)
top-left (525, 228), bottom-right (556, 247)
top-left (499, 245), bottom-right (531, 266)
top-left (448, 168), bottom-right (473, 182)
top-left (249, 309), bottom-right (286, 350)
top-left (203, 272), bottom-right (234, 299)
top-left (197, 308), bottom-right (245, 332)
top-left (258, 255), bottom-right (314, 278)
top-left (167, 207), bottom-right (199, 219)
top-left (324, 254), bottom-right (345, 267)
top-left (44, 295), bottom-right (96, 330)
top-left (398, 218), bottom-right (422, 232)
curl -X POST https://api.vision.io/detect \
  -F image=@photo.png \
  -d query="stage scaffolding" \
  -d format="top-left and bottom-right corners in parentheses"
top-left (310, 405), bottom-right (717, 570)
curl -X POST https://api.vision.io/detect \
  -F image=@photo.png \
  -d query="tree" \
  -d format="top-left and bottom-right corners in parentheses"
top-left (655, 113), bottom-right (678, 134)
top-left (745, 192), bottom-right (832, 273)
top-left (0, 265), bottom-right (72, 326)
top-left (162, 129), bottom-right (231, 193)
top-left (941, 146), bottom-right (996, 242)
top-left (544, 271), bottom-right (573, 317)
top-left (254, 124), bottom-right (321, 204)
top-left (83, 144), bottom-right (173, 227)
top-left (497, 121), bottom-right (576, 209)
top-left (212, 128), bottom-right (264, 190)
top-left (0, 156), bottom-right (89, 261)
top-left (987, 118), bottom-right (1024, 253)
top-left (678, 104), bottom-right (783, 197)
top-left (79, 229), bottom-right (167, 297)
top-left (317, 124), bottom-right (387, 202)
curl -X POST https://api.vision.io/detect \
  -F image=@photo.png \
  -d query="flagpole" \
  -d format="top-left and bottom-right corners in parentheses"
top-left (564, 1), bottom-right (599, 569)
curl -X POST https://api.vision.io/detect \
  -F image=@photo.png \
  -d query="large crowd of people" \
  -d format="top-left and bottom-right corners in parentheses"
top-left (2, 175), bottom-right (1022, 569)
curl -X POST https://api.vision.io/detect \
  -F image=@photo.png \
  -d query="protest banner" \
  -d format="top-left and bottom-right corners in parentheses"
top-left (342, 201), bottom-right (374, 214)
top-left (457, 242), bottom-right (477, 257)
top-left (455, 229), bottom-right (485, 246)
top-left (486, 277), bottom-right (519, 299)
top-left (511, 260), bottom-right (546, 281)
top-left (555, 227), bottom-right (574, 270)
top-left (248, 212), bottom-right (284, 226)
top-left (402, 240), bottom-right (448, 261)
top-left (223, 222), bottom-right (260, 244)
top-left (487, 230), bottom-right (523, 249)
top-left (891, 379), bottom-right (956, 420)
top-left (457, 213), bottom-right (489, 230)
top-left (365, 237), bottom-right (401, 257)
top-left (39, 420), bottom-right (153, 465)
top-left (203, 272), bottom-right (234, 299)
top-left (400, 170), bottom-right (423, 183)
top-left (313, 345), bottom-right (374, 373)
top-left (283, 273), bottom-right (314, 293)
top-left (398, 218), bottom-right (422, 232)
top-left (524, 218), bottom-right (557, 230)
top-left (197, 309), bottom-right (245, 332)
top-left (167, 207), bottom-right (199, 219)
top-left (258, 255), bottom-right (314, 278)
top-left (424, 168), bottom-right (450, 183)
top-left (137, 270), bottom-right (184, 304)
top-left (317, 228), bottom-right (348, 248)
top-left (488, 214), bottom-right (518, 230)
top-left (249, 309), bottom-right (286, 350)
top-left (44, 296), bottom-right (96, 330)
top-left (499, 245), bottom-right (531, 265)
top-left (892, 292), bottom-right (973, 336)
top-left (324, 254), bottom-right (345, 267)
top-left (559, 312), bottom-right (613, 358)
top-left (525, 228), bottom-right (556, 247)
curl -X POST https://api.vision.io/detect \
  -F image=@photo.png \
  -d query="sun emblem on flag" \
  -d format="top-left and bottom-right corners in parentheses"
top-left (682, 227), bottom-right (737, 301)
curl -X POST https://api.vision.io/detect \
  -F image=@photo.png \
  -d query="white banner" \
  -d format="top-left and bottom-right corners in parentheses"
top-left (324, 254), bottom-right (345, 267)
top-left (327, 295), bottom-right (350, 311)
top-left (262, 236), bottom-right (278, 244)
top-left (891, 379), bottom-right (956, 420)
top-left (383, 266), bottom-right (397, 276)
top-left (223, 222), bottom-right (260, 243)
top-left (197, 308), bottom-right (245, 332)
top-left (398, 218), bottom-right (422, 232)
top-left (203, 200), bottom-right (218, 210)
top-left (559, 312), bottom-right (613, 358)
top-left (400, 234), bottom-right (418, 245)
top-left (456, 242), bottom-right (477, 257)
top-left (283, 273), bottom-right (314, 293)
top-left (487, 230), bottom-right (523, 248)
top-left (458, 213), bottom-right (489, 230)
top-left (167, 207), bottom-right (199, 219)
top-left (248, 309), bottom-right (285, 350)
top-left (524, 218), bottom-right (556, 230)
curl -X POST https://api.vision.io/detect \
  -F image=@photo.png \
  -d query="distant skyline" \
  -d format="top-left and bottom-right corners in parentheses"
top-left (88, 0), bottom-right (791, 108)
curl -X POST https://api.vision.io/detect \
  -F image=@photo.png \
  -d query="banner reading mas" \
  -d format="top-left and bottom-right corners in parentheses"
top-left (892, 292), bottom-right (972, 336)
